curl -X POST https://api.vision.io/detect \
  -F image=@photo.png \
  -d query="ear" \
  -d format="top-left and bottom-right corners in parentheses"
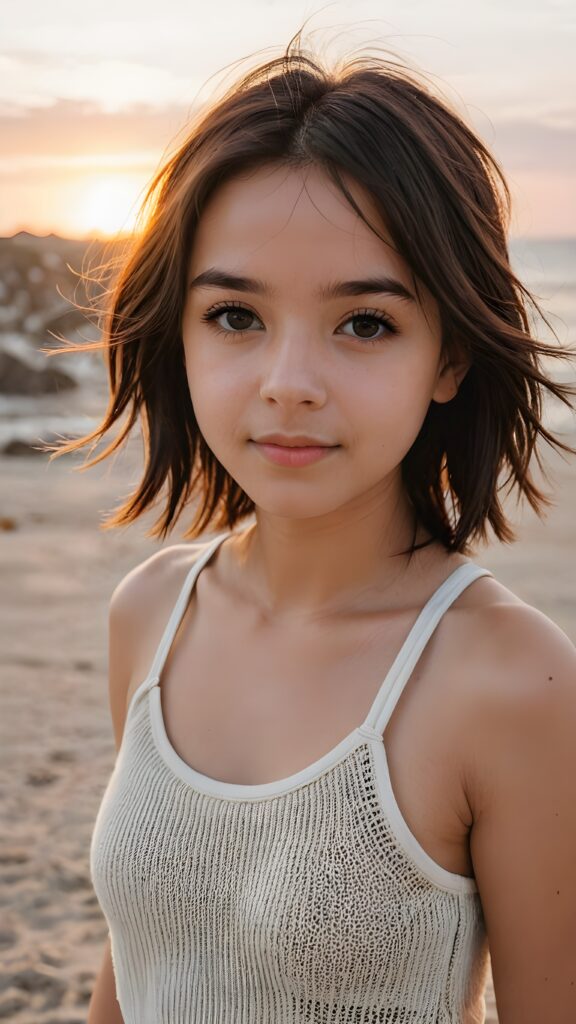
top-left (431, 349), bottom-right (471, 404)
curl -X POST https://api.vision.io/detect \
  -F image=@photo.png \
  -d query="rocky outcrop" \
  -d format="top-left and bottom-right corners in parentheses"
top-left (0, 340), bottom-right (76, 396)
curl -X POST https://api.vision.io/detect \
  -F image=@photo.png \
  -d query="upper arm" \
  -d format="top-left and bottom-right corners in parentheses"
top-left (466, 604), bottom-right (576, 1023)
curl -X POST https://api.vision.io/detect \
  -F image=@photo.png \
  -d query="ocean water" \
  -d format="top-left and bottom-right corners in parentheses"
top-left (509, 237), bottom-right (576, 434)
top-left (1, 237), bottom-right (575, 449)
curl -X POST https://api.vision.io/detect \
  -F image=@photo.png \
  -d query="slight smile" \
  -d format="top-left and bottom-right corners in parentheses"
top-left (250, 440), bottom-right (341, 468)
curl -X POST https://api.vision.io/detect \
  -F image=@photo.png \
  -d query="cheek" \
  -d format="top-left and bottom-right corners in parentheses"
top-left (355, 367), bottom-right (435, 452)
top-left (183, 350), bottom-right (243, 444)
top-left (184, 325), bottom-right (239, 392)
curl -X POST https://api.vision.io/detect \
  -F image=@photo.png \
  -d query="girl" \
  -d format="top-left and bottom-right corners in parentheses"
top-left (48, 27), bottom-right (576, 1024)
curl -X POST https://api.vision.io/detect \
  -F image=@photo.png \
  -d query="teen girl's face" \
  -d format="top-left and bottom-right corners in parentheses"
top-left (181, 163), bottom-right (461, 524)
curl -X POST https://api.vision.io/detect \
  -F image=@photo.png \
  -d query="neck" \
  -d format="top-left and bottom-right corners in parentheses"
top-left (228, 497), bottom-right (439, 624)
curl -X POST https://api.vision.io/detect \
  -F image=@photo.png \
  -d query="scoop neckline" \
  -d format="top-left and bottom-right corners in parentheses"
top-left (131, 531), bottom-right (489, 807)
top-left (144, 528), bottom-right (377, 799)
top-left (128, 674), bottom-right (478, 893)
top-left (146, 677), bottom-right (377, 800)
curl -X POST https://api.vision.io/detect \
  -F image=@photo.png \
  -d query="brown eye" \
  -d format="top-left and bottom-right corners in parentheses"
top-left (199, 302), bottom-right (399, 344)
top-left (339, 308), bottom-right (399, 344)
top-left (200, 303), bottom-right (263, 335)
top-left (350, 316), bottom-right (382, 339)
top-left (220, 309), bottom-right (256, 331)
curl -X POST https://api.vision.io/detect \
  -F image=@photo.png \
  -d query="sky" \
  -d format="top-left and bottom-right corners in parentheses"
top-left (0, 0), bottom-right (574, 239)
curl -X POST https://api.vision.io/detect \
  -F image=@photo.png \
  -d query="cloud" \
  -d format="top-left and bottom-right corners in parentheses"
top-left (1, 97), bottom-right (574, 179)
top-left (488, 117), bottom-right (576, 173)
top-left (1, 0), bottom-right (573, 236)
top-left (0, 52), bottom-right (202, 113)
top-left (0, 99), bottom-right (192, 166)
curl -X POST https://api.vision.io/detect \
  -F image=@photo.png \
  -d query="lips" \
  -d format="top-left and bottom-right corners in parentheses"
top-left (251, 441), bottom-right (339, 467)
top-left (253, 435), bottom-right (336, 447)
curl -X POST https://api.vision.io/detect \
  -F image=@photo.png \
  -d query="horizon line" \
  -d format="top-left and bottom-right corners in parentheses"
top-left (3, 229), bottom-right (576, 245)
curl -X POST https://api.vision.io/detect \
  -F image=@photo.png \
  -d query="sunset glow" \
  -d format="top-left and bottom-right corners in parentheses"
top-left (1, 2), bottom-right (574, 239)
top-left (71, 173), bottom-right (146, 238)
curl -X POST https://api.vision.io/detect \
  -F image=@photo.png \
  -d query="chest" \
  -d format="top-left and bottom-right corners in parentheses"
top-left (91, 718), bottom-right (486, 1019)
top-left (127, 589), bottom-right (477, 880)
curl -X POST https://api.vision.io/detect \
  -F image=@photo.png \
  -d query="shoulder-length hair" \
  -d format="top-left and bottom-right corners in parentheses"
top-left (45, 28), bottom-right (576, 557)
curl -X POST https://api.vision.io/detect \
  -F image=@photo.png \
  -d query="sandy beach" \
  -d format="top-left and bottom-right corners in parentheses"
top-left (1, 426), bottom-right (575, 1023)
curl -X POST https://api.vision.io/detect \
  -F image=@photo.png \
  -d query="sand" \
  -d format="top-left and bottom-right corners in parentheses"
top-left (1, 428), bottom-right (575, 1023)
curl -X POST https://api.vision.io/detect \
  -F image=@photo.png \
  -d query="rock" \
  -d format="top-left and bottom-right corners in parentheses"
top-left (0, 347), bottom-right (76, 396)
top-left (1, 438), bottom-right (46, 456)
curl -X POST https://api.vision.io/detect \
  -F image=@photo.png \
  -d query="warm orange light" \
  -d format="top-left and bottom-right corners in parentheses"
top-left (73, 173), bottom-right (145, 237)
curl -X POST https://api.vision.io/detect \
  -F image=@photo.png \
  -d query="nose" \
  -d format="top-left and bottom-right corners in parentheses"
top-left (258, 332), bottom-right (327, 408)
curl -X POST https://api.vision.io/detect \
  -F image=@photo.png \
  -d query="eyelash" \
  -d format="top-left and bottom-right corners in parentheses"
top-left (199, 301), bottom-right (399, 345)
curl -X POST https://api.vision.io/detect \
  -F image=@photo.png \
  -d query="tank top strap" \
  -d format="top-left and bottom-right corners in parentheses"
top-left (360, 563), bottom-right (494, 738)
top-left (145, 530), bottom-right (233, 685)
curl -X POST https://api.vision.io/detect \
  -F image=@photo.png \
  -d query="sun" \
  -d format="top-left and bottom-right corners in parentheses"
top-left (75, 173), bottom-right (145, 237)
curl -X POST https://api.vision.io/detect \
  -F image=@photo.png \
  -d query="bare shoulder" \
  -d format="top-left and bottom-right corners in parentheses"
top-left (110, 542), bottom-right (206, 616)
top-left (107, 541), bottom-right (211, 751)
top-left (452, 576), bottom-right (576, 811)
top-left (455, 579), bottom-right (576, 710)
top-left (109, 538), bottom-right (213, 682)
top-left (446, 566), bottom-right (574, 679)
top-left (435, 568), bottom-right (576, 801)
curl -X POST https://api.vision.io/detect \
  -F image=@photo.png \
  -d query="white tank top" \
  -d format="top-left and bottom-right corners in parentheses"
top-left (90, 530), bottom-right (493, 1024)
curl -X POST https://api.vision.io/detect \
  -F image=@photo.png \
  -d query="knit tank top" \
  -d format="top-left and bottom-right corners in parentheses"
top-left (90, 530), bottom-right (494, 1024)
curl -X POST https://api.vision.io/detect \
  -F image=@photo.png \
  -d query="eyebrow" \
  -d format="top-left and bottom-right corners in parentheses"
top-left (188, 268), bottom-right (417, 304)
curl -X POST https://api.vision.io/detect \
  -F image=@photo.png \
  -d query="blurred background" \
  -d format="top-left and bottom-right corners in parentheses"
top-left (1, 2), bottom-right (575, 1021)
top-left (1, 0), bottom-right (575, 453)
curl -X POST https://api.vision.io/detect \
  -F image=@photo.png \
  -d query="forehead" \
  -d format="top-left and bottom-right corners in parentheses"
top-left (189, 163), bottom-right (415, 291)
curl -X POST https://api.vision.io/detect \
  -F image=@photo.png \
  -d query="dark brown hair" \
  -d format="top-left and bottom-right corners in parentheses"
top-left (44, 27), bottom-right (576, 557)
